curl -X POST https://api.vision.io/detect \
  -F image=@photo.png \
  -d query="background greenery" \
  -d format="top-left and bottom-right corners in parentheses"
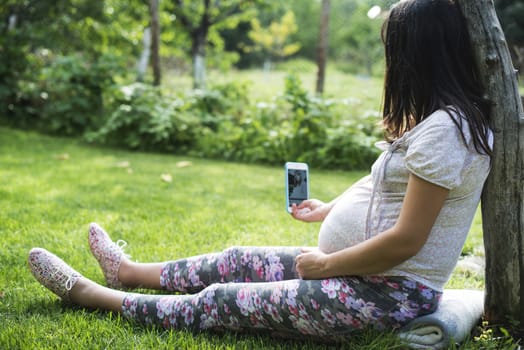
top-left (0, 127), bottom-right (517, 349)
top-left (2, 0), bottom-right (522, 171)
top-left (1, 0), bottom-right (523, 348)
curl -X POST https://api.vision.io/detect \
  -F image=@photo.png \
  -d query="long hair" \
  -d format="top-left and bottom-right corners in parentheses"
top-left (381, 0), bottom-right (492, 156)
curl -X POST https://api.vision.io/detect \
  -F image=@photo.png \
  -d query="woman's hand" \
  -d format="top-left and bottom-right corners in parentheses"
top-left (291, 199), bottom-right (331, 222)
top-left (295, 247), bottom-right (330, 279)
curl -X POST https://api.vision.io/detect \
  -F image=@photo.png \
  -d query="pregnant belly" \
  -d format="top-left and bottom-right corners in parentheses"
top-left (317, 185), bottom-right (371, 254)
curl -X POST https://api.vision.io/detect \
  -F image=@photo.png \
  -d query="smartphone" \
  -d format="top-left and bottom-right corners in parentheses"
top-left (285, 162), bottom-right (309, 213)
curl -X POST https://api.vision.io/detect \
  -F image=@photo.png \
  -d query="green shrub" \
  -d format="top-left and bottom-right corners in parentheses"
top-left (185, 80), bottom-right (250, 131)
top-left (279, 75), bottom-right (336, 163)
top-left (0, 33), bottom-right (29, 119)
top-left (194, 100), bottom-right (289, 163)
top-left (193, 75), bottom-right (381, 170)
top-left (87, 83), bottom-right (201, 152)
top-left (38, 53), bottom-right (123, 135)
top-left (4, 60), bottom-right (382, 170)
top-left (4, 53), bottom-right (124, 135)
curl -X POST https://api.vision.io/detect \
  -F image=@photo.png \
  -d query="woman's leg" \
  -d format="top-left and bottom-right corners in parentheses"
top-left (118, 261), bottom-right (163, 290)
top-left (90, 223), bottom-right (302, 292)
top-left (119, 246), bottom-right (303, 293)
top-left (69, 277), bottom-right (126, 313)
top-left (29, 248), bottom-right (441, 341)
top-left (119, 275), bottom-right (442, 341)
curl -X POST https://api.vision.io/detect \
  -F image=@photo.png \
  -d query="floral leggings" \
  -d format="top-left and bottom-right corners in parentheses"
top-left (121, 246), bottom-right (441, 341)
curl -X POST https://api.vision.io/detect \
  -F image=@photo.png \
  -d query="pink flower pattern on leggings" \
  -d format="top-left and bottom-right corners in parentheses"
top-left (124, 246), bottom-right (441, 342)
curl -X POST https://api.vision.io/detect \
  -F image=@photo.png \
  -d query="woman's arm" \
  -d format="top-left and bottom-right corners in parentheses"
top-left (295, 173), bottom-right (449, 279)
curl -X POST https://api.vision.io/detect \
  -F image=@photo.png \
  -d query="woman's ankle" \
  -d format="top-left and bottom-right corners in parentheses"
top-left (68, 277), bottom-right (98, 308)
top-left (69, 277), bottom-right (126, 312)
top-left (118, 260), bottom-right (163, 290)
top-left (117, 258), bottom-right (137, 288)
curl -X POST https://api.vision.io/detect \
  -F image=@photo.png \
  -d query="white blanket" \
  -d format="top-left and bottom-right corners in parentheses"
top-left (399, 289), bottom-right (484, 349)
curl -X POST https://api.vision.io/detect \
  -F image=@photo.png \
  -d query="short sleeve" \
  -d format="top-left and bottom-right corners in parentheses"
top-left (404, 113), bottom-right (469, 190)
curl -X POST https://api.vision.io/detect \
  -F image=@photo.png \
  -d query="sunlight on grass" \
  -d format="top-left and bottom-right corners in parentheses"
top-left (163, 66), bottom-right (383, 110)
top-left (0, 127), bottom-right (492, 349)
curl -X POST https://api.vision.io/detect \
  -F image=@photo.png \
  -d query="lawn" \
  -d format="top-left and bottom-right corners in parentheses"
top-left (163, 62), bottom-right (385, 108)
top-left (0, 126), bottom-right (513, 349)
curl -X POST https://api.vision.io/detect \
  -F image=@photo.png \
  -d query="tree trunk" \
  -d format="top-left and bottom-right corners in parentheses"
top-left (137, 27), bottom-right (151, 82)
top-left (457, 0), bottom-right (524, 327)
top-left (192, 33), bottom-right (207, 89)
top-left (150, 0), bottom-right (161, 86)
top-left (315, 0), bottom-right (330, 95)
top-left (8, 14), bottom-right (17, 31)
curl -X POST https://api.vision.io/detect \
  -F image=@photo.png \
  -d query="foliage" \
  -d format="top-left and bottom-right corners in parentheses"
top-left (333, 1), bottom-right (385, 76)
top-left (495, 0), bottom-right (524, 46)
top-left (79, 73), bottom-right (381, 170)
top-left (88, 83), bottom-right (200, 151)
top-left (285, 0), bottom-right (321, 61)
top-left (495, 0), bottom-right (524, 73)
top-left (0, 30), bottom-right (31, 118)
top-left (12, 0), bottom-right (519, 169)
top-left (165, 0), bottom-right (269, 88)
top-left (245, 10), bottom-right (301, 65)
top-left (0, 0), bottom-right (149, 124)
top-left (40, 54), bottom-right (124, 135)
top-left (470, 321), bottom-right (520, 350)
top-left (273, 58), bottom-right (318, 73)
top-left (7, 53), bottom-right (125, 135)
top-left (193, 74), bottom-right (381, 170)
top-left (282, 0), bottom-right (392, 76)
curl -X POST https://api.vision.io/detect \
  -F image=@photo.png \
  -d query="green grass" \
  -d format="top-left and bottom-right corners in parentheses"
top-left (163, 65), bottom-right (384, 110)
top-left (0, 127), bottom-right (515, 349)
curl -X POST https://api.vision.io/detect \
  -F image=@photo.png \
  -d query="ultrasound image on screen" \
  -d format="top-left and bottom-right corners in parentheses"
top-left (288, 169), bottom-right (308, 205)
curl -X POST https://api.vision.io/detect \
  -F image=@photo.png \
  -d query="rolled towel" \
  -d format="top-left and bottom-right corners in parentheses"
top-left (399, 289), bottom-right (484, 349)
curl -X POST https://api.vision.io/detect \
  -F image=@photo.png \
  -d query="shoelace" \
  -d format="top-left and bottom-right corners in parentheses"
top-left (49, 264), bottom-right (79, 292)
top-left (115, 239), bottom-right (131, 259)
top-left (65, 274), bottom-right (80, 291)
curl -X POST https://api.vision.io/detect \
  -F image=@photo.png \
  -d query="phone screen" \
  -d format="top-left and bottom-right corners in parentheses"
top-left (287, 168), bottom-right (308, 207)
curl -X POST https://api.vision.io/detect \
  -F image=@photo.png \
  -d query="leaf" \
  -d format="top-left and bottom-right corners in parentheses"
top-left (160, 174), bottom-right (172, 183)
top-left (176, 161), bottom-right (192, 168)
top-left (55, 153), bottom-right (69, 160)
top-left (116, 161), bottom-right (130, 168)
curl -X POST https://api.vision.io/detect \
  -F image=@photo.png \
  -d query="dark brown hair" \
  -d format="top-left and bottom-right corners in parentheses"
top-left (381, 0), bottom-right (492, 155)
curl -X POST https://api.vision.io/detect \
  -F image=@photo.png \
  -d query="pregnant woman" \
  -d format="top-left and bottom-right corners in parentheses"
top-left (28, 0), bottom-right (492, 342)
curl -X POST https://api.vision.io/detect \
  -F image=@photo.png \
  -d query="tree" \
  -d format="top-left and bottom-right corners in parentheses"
top-left (136, 28), bottom-right (151, 82)
top-left (246, 10), bottom-right (301, 72)
top-left (0, 0), bottom-right (108, 116)
top-left (316, 0), bottom-right (330, 95)
top-left (457, 0), bottom-right (524, 329)
top-left (170, 0), bottom-right (264, 89)
top-left (334, 1), bottom-right (385, 76)
top-left (287, 0), bottom-right (321, 61)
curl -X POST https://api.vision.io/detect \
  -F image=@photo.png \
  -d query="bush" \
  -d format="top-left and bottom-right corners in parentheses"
top-left (87, 83), bottom-right (201, 152)
top-left (192, 74), bottom-right (381, 170)
top-left (3, 53), bottom-right (124, 135)
top-left (0, 33), bottom-right (29, 119)
top-left (3, 60), bottom-right (382, 170)
top-left (38, 53), bottom-right (123, 135)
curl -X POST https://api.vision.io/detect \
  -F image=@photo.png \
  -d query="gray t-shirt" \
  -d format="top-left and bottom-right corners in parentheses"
top-left (318, 109), bottom-right (492, 291)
